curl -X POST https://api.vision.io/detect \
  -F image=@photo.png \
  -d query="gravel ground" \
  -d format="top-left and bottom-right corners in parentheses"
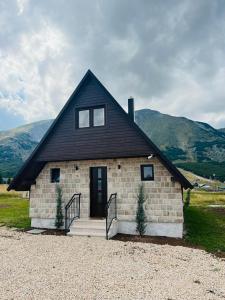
top-left (0, 228), bottom-right (225, 300)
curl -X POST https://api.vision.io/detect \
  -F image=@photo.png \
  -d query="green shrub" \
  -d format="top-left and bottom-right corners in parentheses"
top-left (55, 184), bottom-right (64, 229)
top-left (185, 188), bottom-right (191, 207)
top-left (136, 184), bottom-right (147, 236)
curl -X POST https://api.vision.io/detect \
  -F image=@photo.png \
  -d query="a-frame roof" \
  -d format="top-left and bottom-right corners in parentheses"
top-left (8, 70), bottom-right (192, 191)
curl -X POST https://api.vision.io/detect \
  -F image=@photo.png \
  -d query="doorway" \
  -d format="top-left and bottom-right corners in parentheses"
top-left (90, 167), bottom-right (107, 218)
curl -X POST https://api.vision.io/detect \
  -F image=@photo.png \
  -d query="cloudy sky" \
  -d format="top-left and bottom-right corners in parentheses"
top-left (0, 0), bottom-right (225, 130)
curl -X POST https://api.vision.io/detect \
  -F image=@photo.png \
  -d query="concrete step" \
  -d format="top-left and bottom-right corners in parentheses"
top-left (68, 229), bottom-right (106, 237)
top-left (69, 226), bottom-right (105, 234)
top-left (68, 218), bottom-right (118, 239)
top-left (70, 218), bottom-right (105, 227)
top-left (70, 224), bottom-right (105, 231)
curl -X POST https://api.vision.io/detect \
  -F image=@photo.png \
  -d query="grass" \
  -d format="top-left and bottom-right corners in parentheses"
top-left (184, 191), bottom-right (225, 254)
top-left (0, 185), bottom-right (30, 229)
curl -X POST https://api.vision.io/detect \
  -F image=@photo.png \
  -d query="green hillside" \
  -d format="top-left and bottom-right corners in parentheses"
top-left (219, 128), bottom-right (225, 134)
top-left (135, 109), bottom-right (225, 163)
top-left (0, 120), bottom-right (52, 142)
top-left (176, 161), bottom-right (225, 182)
top-left (0, 120), bottom-right (52, 177)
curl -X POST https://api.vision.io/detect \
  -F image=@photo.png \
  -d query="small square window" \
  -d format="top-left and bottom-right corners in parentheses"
top-left (140, 165), bottom-right (154, 181)
top-left (93, 107), bottom-right (105, 126)
top-left (51, 168), bottom-right (60, 183)
top-left (78, 109), bottom-right (90, 128)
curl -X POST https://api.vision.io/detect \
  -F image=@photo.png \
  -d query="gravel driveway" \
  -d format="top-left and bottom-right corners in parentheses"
top-left (0, 229), bottom-right (225, 300)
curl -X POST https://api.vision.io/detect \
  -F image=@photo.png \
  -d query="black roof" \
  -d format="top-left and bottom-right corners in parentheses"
top-left (8, 70), bottom-right (192, 191)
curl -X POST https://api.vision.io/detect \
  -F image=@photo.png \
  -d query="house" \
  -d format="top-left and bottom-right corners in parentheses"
top-left (218, 184), bottom-right (225, 191)
top-left (8, 70), bottom-right (192, 238)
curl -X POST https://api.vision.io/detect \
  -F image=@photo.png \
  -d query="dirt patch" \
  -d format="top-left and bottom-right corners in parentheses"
top-left (113, 233), bottom-right (192, 247)
top-left (41, 229), bottom-right (66, 236)
top-left (0, 204), bottom-right (10, 208)
top-left (215, 251), bottom-right (225, 259)
top-left (209, 207), bottom-right (225, 216)
top-left (113, 234), bottom-right (225, 259)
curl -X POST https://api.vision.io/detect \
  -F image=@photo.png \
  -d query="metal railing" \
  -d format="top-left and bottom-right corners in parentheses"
top-left (65, 193), bottom-right (81, 232)
top-left (105, 193), bottom-right (117, 240)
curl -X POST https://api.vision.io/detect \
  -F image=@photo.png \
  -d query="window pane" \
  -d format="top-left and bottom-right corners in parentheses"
top-left (79, 110), bottom-right (89, 128)
top-left (144, 166), bottom-right (153, 179)
top-left (98, 168), bottom-right (102, 178)
top-left (140, 165), bottom-right (154, 181)
top-left (98, 179), bottom-right (102, 191)
top-left (51, 168), bottom-right (60, 183)
top-left (97, 192), bottom-right (102, 204)
top-left (93, 108), bottom-right (105, 126)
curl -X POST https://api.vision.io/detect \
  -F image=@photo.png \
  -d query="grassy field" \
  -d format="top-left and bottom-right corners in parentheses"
top-left (0, 185), bottom-right (30, 228)
top-left (184, 191), bottom-right (225, 254)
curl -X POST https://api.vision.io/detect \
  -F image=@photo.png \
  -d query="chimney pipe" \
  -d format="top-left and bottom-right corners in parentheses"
top-left (128, 97), bottom-right (134, 122)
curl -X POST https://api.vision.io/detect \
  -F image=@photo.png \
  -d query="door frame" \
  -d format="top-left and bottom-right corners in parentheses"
top-left (89, 166), bottom-right (108, 218)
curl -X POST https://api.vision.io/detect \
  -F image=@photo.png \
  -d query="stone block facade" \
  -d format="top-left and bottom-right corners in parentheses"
top-left (30, 157), bottom-right (183, 237)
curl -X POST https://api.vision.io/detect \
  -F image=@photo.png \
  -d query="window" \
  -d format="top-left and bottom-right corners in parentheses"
top-left (78, 109), bottom-right (89, 128)
top-left (76, 106), bottom-right (105, 128)
top-left (51, 168), bottom-right (60, 183)
top-left (140, 164), bottom-right (154, 181)
top-left (93, 107), bottom-right (105, 126)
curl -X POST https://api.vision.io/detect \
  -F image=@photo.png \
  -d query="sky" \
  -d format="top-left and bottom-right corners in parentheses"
top-left (0, 0), bottom-right (225, 130)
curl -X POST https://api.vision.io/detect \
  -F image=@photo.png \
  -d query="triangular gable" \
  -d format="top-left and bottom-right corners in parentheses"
top-left (8, 70), bottom-right (192, 190)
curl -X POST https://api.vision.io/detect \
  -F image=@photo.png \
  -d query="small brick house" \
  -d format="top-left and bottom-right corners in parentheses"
top-left (8, 70), bottom-right (192, 238)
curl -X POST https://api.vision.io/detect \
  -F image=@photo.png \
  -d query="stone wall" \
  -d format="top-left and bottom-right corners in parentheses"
top-left (30, 157), bottom-right (183, 233)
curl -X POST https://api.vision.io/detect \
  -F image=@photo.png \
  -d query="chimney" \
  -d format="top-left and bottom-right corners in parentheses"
top-left (128, 97), bottom-right (134, 122)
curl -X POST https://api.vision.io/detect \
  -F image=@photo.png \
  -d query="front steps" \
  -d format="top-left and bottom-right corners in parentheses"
top-left (67, 218), bottom-right (118, 239)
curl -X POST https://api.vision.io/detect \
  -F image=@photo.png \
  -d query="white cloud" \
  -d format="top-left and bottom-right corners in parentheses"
top-left (0, 0), bottom-right (225, 128)
top-left (0, 20), bottom-right (74, 122)
top-left (17, 0), bottom-right (29, 15)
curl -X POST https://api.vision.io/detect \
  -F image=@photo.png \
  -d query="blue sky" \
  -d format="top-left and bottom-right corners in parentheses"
top-left (0, 0), bottom-right (225, 131)
top-left (0, 109), bottom-right (24, 130)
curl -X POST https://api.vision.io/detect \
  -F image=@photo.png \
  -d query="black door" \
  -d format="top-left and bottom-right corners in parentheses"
top-left (90, 167), bottom-right (107, 218)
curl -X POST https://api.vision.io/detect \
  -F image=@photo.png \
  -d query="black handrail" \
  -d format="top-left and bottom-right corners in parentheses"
top-left (105, 193), bottom-right (117, 240)
top-left (65, 193), bottom-right (81, 232)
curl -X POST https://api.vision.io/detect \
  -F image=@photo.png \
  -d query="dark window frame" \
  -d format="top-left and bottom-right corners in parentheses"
top-left (75, 105), bottom-right (106, 129)
top-left (50, 168), bottom-right (60, 183)
top-left (140, 164), bottom-right (154, 181)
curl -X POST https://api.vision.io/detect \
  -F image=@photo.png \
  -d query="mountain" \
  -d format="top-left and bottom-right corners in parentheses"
top-left (0, 120), bottom-right (52, 143)
top-left (219, 128), bottom-right (225, 134)
top-left (0, 109), bottom-right (225, 181)
top-left (0, 120), bottom-right (52, 177)
top-left (135, 109), bottom-right (225, 162)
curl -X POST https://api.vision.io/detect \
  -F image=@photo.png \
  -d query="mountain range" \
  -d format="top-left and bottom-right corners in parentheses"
top-left (1, 109), bottom-right (225, 181)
